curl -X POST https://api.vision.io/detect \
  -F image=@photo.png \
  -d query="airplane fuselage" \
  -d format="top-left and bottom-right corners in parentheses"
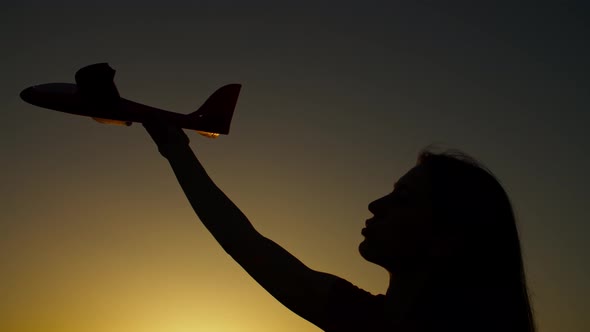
top-left (20, 63), bottom-right (241, 136)
top-left (21, 83), bottom-right (221, 131)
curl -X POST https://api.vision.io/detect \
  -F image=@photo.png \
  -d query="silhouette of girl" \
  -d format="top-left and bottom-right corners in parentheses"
top-left (144, 123), bottom-right (536, 332)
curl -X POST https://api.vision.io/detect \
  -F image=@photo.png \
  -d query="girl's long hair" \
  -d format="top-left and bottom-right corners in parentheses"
top-left (413, 147), bottom-right (535, 332)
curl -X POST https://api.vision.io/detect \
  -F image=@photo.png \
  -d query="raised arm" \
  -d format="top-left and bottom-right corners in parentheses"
top-left (143, 123), bottom-right (344, 327)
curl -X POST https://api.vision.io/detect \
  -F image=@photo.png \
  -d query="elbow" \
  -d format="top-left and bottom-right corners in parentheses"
top-left (205, 221), bottom-right (262, 249)
top-left (219, 231), bottom-right (268, 262)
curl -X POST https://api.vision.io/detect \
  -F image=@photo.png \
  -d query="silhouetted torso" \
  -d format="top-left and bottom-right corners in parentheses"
top-left (320, 279), bottom-right (390, 331)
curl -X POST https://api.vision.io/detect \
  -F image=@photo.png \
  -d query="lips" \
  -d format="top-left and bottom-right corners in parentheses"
top-left (363, 218), bottom-right (381, 237)
top-left (362, 226), bottom-right (375, 237)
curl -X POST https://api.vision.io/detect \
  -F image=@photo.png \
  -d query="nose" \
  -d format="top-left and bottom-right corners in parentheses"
top-left (368, 195), bottom-right (388, 215)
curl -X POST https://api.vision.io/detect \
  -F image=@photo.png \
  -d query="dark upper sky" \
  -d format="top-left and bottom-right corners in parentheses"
top-left (2, 1), bottom-right (589, 331)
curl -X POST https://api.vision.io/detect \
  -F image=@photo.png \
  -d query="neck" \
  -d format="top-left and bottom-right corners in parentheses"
top-left (384, 261), bottom-right (435, 329)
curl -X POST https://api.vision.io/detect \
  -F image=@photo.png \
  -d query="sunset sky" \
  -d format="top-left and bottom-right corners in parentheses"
top-left (2, 1), bottom-right (589, 331)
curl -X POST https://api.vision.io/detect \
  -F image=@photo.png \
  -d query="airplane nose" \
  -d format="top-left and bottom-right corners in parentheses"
top-left (20, 86), bottom-right (35, 103)
top-left (19, 83), bottom-right (82, 109)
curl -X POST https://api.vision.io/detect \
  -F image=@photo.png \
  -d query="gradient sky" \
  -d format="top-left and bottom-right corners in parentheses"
top-left (2, 1), bottom-right (589, 331)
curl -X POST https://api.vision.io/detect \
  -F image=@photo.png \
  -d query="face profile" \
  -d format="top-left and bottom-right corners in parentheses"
top-left (359, 164), bottom-right (437, 271)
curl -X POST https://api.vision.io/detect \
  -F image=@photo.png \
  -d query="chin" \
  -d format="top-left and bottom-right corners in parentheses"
top-left (358, 239), bottom-right (379, 264)
top-left (359, 239), bottom-right (394, 270)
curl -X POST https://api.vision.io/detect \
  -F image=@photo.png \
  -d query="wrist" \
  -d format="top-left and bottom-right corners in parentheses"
top-left (158, 141), bottom-right (191, 159)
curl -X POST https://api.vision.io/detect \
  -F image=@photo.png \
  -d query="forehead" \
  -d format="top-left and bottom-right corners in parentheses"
top-left (395, 165), bottom-right (430, 190)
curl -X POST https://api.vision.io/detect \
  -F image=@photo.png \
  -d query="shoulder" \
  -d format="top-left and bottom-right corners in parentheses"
top-left (318, 278), bottom-right (388, 331)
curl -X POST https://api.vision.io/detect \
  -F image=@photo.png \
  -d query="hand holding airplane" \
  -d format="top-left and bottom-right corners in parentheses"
top-left (20, 63), bottom-right (241, 138)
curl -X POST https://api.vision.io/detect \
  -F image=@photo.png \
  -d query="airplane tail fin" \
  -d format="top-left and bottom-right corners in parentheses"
top-left (188, 84), bottom-right (241, 137)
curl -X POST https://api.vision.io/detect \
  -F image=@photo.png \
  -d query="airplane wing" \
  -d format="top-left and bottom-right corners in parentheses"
top-left (75, 63), bottom-right (120, 104)
top-left (75, 63), bottom-right (132, 126)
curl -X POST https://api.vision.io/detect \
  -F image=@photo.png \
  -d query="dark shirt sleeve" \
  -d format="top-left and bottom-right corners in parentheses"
top-left (318, 278), bottom-right (387, 332)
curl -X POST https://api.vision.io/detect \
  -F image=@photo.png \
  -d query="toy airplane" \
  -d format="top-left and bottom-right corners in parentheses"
top-left (20, 63), bottom-right (241, 138)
